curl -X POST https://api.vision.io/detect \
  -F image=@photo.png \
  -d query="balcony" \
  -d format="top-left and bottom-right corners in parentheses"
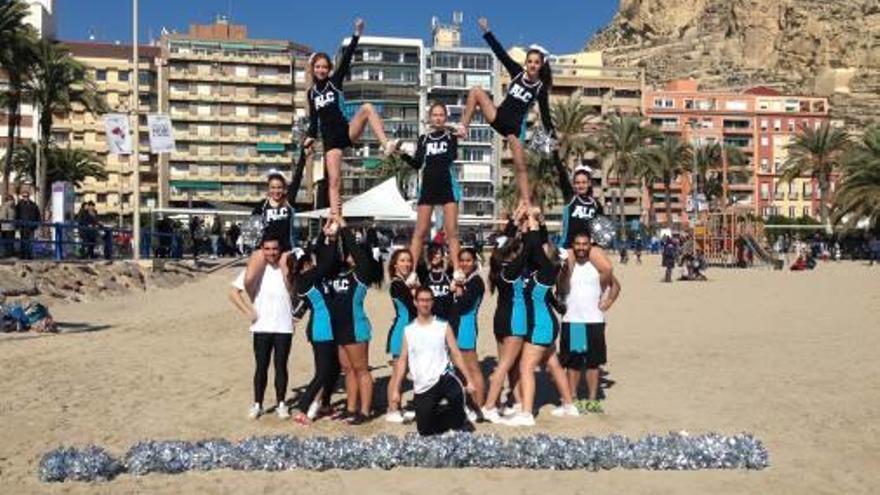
top-left (168, 90), bottom-right (293, 106)
top-left (168, 70), bottom-right (293, 86)
top-left (169, 50), bottom-right (292, 67)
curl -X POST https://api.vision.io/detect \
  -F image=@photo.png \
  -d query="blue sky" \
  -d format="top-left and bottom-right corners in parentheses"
top-left (57, 0), bottom-right (619, 54)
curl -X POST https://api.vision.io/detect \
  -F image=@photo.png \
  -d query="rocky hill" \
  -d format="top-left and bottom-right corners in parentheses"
top-left (587, 0), bottom-right (880, 127)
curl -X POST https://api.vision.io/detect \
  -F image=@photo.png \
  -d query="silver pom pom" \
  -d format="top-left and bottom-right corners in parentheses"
top-left (589, 215), bottom-right (617, 249)
top-left (527, 129), bottom-right (557, 157)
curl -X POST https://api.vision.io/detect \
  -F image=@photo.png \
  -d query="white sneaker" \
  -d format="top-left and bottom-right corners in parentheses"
top-left (465, 407), bottom-right (478, 423)
top-left (481, 407), bottom-right (503, 424)
top-left (551, 403), bottom-right (580, 417)
top-left (502, 403), bottom-right (522, 417)
top-left (276, 402), bottom-right (290, 420)
top-left (402, 410), bottom-right (416, 421)
top-left (504, 412), bottom-right (536, 427)
top-left (248, 403), bottom-right (262, 420)
top-left (306, 401), bottom-right (321, 420)
top-left (385, 410), bottom-right (406, 423)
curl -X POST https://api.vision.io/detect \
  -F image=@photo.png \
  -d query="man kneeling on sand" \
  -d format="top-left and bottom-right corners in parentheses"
top-left (389, 287), bottom-right (477, 436)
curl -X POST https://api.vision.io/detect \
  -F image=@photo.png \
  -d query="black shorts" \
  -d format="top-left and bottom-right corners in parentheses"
top-left (490, 109), bottom-right (522, 138)
top-left (559, 322), bottom-right (606, 370)
top-left (322, 126), bottom-right (353, 151)
top-left (333, 323), bottom-right (371, 346)
top-left (418, 166), bottom-right (461, 206)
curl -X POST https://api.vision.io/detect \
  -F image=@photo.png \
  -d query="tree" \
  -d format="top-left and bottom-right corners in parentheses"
top-left (496, 151), bottom-right (564, 214)
top-left (779, 122), bottom-right (851, 227)
top-left (832, 126), bottom-right (880, 229)
top-left (692, 142), bottom-right (748, 206)
top-left (375, 154), bottom-right (417, 198)
top-left (12, 143), bottom-right (108, 188)
top-left (550, 96), bottom-right (599, 169)
top-left (599, 115), bottom-right (654, 241)
top-left (0, 0), bottom-right (37, 195)
top-left (634, 147), bottom-right (660, 230)
top-left (25, 39), bottom-right (106, 206)
top-left (644, 135), bottom-right (692, 229)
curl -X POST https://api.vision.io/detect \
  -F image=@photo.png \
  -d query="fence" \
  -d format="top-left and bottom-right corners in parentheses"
top-left (0, 220), bottom-right (186, 261)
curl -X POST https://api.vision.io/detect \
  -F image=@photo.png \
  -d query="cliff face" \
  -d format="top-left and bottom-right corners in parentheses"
top-left (587, 0), bottom-right (880, 126)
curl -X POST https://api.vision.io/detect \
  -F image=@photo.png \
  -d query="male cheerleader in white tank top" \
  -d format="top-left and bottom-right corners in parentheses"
top-left (389, 287), bottom-right (477, 436)
top-left (559, 231), bottom-right (621, 413)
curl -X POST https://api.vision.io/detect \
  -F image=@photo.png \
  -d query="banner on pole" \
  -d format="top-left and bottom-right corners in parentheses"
top-left (103, 114), bottom-right (131, 155)
top-left (147, 114), bottom-right (176, 153)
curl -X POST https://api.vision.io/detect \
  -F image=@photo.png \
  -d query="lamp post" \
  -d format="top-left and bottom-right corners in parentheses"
top-left (130, 0), bottom-right (141, 260)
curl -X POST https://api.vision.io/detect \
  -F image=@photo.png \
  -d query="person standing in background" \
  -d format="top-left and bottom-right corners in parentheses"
top-left (0, 193), bottom-right (16, 258)
top-left (14, 186), bottom-right (40, 260)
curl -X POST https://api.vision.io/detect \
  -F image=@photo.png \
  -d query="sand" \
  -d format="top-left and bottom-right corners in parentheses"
top-left (0, 256), bottom-right (878, 494)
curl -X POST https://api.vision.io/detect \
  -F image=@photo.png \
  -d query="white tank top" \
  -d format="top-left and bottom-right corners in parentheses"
top-left (404, 317), bottom-right (451, 394)
top-left (563, 261), bottom-right (604, 323)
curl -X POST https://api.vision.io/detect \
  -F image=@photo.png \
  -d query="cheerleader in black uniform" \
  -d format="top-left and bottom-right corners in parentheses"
top-left (384, 248), bottom-right (418, 423)
top-left (401, 102), bottom-right (465, 281)
top-left (302, 18), bottom-right (401, 218)
top-left (457, 17), bottom-right (555, 210)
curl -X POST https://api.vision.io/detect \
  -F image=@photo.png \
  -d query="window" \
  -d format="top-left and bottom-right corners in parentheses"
top-left (803, 206), bottom-right (811, 217)
top-left (97, 193), bottom-right (107, 203)
top-left (653, 98), bottom-right (674, 108)
top-left (760, 183), bottom-right (770, 200)
top-left (760, 119), bottom-right (768, 131)
top-left (138, 70), bottom-right (152, 85)
top-left (788, 121), bottom-right (795, 132)
top-left (117, 70), bottom-right (130, 82)
top-left (773, 119), bottom-right (781, 131)
top-left (684, 99), bottom-right (694, 109)
top-left (789, 206), bottom-right (796, 218)
top-left (761, 136), bottom-right (770, 146)
top-left (788, 182), bottom-right (798, 199)
top-left (95, 69), bottom-right (107, 81)
top-left (462, 54), bottom-right (491, 70)
top-left (774, 181), bottom-right (784, 200)
top-left (725, 100), bottom-right (747, 111)
top-left (803, 182), bottom-right (813, 199)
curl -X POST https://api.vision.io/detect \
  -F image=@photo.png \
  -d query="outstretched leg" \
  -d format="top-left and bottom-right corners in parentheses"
top-left (459, 86), bottom-right (497, 135)
top-left (349, 102), bottom-right (392, 151)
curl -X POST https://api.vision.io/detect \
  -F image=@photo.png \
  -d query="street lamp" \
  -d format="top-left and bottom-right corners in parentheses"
top-left (126, 0), bottom-right (142, 260)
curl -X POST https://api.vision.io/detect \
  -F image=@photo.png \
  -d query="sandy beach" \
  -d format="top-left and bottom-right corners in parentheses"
top-left (1, 256), bottom-right (878, 494)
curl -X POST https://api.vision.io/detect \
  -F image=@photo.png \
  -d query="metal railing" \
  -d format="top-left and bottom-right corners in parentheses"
top-left (0, 220), bottom-right (192, 261)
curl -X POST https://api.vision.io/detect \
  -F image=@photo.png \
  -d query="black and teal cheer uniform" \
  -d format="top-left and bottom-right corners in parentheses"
top-left (324, 227), bottom-right (377, 345)
top-left (401, 130), bottom-right (461, 205)
top-left (386, 277), bottom-right (417, 358)
top-left (555, 153), bottom-right (603, 249)
top-left (482, 31), bottom-right (554, 139)
top-left (307, 34), bottom-right (359, 151)
top-left (453, 271), bottom-right (484, 351)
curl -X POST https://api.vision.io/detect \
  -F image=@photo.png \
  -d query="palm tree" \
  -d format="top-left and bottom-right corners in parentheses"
top-left (25, 39), bottom-right (106, 206)
top-left (375, 154), bottom-right (417, 198)
top-left (0, 0), bottom-right (37, 195)
top-left (599, 115), bottom-right (654, 241)
top-left (832, 126), bottom-right (880, 229)
top-left (634, 148), bottom-right (660, 230)
top-left (780, 122), bottom-right (851, 227)
top-left (644, 136), bottom-right (693, 229)
top-left (12, 143), bottom-right (107, 187)
top-left (496, 151), bottom-right (564, 214)
top-left (550, 96), bottom-right (599, 169)
top-left (692, 142), bottom-right (747, 206)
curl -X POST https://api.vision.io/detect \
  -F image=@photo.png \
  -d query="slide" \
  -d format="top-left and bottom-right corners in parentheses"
top-left (741, 234), bottom-right (782, 269)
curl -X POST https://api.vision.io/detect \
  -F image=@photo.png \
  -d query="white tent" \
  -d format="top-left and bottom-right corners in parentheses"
top-left (298, 178), bottom-right (416, 221)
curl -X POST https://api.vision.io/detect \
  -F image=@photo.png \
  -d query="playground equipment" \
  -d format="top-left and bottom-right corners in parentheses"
top-left (696, 205), bottom-right (781, 268)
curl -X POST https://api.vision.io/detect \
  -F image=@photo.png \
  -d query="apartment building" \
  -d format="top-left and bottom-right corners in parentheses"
top-left (426, 13), bottom-right (500, 220)
top-left (160, 17), bottom-right (310, 208)
top-left (334, 35), bottom-right (424, 199)
top-left (644, 79), bottom-right (830, 226)
top-left (56, 42), bottom-right (161, 219)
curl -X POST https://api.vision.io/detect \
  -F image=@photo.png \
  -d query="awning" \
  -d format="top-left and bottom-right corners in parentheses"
top-left (222, 42), bottom-right (254, 51)
top-left (299, 178), bottom-right (415, 221)
top-left (256, 142), bottom-right (286, 153)
top-left (362, 158), bottom-right (382, 170)
top-left (259, 44), bottom-right (288, 52)
top-left (170, 180), bottom-right (221, 191)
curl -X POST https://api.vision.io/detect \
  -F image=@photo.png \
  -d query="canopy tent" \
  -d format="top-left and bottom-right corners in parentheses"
top-left (298, 178), bottom-right (416, 221)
